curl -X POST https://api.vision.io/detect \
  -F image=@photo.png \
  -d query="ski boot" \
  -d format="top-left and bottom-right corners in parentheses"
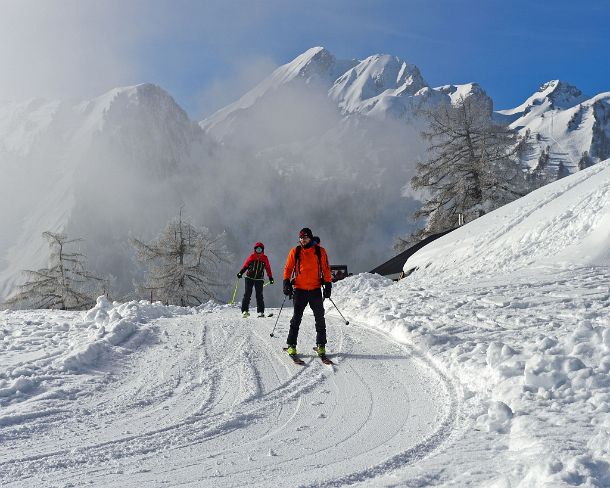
top-left (286, 345), bottom-right (297, 356)
top-left (316, 344), bottom-right (326, 357)
top-left (257, 312), bottom-right (265, 318)
top-left (242, 311), bottom-right (250, 318)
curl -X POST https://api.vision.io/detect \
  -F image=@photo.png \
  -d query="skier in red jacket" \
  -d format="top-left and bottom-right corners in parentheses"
top-left (237, 242), bottom-right (274, 317)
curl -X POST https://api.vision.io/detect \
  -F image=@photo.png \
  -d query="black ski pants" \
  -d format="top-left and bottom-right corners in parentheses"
top-left (242, 278), bottom-right (264, 313)
top-left (287, 288), bottom-right (326, 346)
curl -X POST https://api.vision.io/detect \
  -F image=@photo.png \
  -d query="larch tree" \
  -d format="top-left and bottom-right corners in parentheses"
top-left (5, 231), bottom-right (102, 310)
top-left (132, 213), bottom-right (230, 306)
top-left (397, 95), bottom-right (532, 250)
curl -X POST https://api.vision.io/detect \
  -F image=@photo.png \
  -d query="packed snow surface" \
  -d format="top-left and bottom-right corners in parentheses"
top-left (1, 297), bottom-right (457, 487)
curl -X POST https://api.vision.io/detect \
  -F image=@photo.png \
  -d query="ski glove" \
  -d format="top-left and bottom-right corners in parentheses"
top-left (323, 282), bottom-right (332, 299)
top-left (269, 278), bottom-right (274, 285)
top-left (283, 279), bottom-right (293, 297)
top-left (237, 272), bottom-right (243, 279)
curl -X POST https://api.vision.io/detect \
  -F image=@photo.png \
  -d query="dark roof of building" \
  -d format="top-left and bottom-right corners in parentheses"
top-left (370, 228), bottom-right (456, 276)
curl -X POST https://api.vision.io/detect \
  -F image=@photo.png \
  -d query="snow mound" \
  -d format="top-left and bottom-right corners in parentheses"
top-left (57, 296), bottom-right (194, 371)
top-left (476, 400), bottom-right (513, 433)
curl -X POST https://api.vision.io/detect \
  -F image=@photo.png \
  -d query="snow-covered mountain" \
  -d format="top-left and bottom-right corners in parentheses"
top-left (200, 47), bottom-right (489, 141)
top-left (200, 47), bottom-right (358, 139)
top-left (496, 80), bottom-right (610, 177)
top-left (0, 84), bottom-right (213, 301)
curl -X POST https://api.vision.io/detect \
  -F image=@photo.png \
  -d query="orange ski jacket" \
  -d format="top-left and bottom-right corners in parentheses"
top-left (283, 245), bottom-right (332, 290)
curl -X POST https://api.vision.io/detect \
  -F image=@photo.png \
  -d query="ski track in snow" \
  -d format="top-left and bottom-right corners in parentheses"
top-left (0, 306), bottom-right (458, 487)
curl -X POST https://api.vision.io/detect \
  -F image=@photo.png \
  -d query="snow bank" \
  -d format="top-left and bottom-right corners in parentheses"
top-left (333, 265), bottom-right (610, 486)
top-left (56, 296), bottom-right (204, 371)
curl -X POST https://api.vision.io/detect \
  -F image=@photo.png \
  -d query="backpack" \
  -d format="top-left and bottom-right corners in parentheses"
top-left (246, 258), bottom-right (265, 279)
top-left (292, 245), bottom-right (323, 285)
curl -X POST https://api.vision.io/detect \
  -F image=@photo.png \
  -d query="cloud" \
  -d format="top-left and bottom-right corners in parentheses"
top-left (0, 0), bottom-right (305, 102)
top-left (193, 56), bottom-right (278, 118)
top-left (0, 1), bottom-right (149, 101)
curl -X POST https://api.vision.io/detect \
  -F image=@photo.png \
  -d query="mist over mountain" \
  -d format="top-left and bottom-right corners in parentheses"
top-left (1, 47), bottom-right (607, 305)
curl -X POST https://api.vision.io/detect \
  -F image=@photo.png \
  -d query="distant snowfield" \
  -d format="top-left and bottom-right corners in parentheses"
top-left (2, 159), bottom-right (610, 486)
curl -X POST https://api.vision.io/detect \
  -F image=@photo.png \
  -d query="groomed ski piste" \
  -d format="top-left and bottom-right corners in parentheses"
top-left (1, 159), bottom-right (610, 487)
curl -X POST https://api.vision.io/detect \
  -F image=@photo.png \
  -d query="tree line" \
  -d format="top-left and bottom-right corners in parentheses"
top-left (3, 213), bottom-right (230, 310)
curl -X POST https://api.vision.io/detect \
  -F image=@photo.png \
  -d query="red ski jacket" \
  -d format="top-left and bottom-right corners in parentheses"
top-left (240, 242), bottom-right (273, 280)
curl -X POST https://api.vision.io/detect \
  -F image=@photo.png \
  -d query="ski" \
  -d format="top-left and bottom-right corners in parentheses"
top-left (312, 347), bottom-right (335, 365)
top-left (282, 347), bottom-right (305, 366)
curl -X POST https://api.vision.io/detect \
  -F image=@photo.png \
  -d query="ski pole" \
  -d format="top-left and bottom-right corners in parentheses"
top-left (230, 278), bottom-right (239, 305)
top-left (328, 297), bottom-right (349, 325)
top-left (270, 295), bottom-right (288, 338)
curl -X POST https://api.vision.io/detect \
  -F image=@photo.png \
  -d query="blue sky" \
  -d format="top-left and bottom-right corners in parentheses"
top-left (1, 0), bottom-right (609, 118)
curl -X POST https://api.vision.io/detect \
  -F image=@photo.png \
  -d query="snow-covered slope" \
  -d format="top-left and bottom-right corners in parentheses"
top-left (404, 157), bottom-right (610, 277)
top-left (496, 80), bottom-right (610, 176)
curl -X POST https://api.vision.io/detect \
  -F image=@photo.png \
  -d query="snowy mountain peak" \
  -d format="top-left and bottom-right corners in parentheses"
top-left (263, 46), bottom-right (357, 89)
top-left (329, 54), bottom-right (427, 114)
top-left (281, 47), bottom-right (341, 82)
top-left (500, 80), bottom-right (587, 118)
top-left (84, 83), bottom-right (189, 123)
top-left (537, 80), bottom-right (586, 109)
top-left (199, 47), bottom-right (357, 134)
top-left (435, 83), bottom-right (491, 108)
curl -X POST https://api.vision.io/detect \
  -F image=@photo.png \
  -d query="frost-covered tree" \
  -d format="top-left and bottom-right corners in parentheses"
top-left (578, 151), bottom-right (594, 170)
top-left (532, 145), bottom-right (551, 181)
top-left (5, 232), bottom-right (102, 310)
top-left (133, 214), bottom-right (230, 306)
top-left (398, 96), bottom-right (531, 248)
top-left (557, 161), bottom-right (570, 179)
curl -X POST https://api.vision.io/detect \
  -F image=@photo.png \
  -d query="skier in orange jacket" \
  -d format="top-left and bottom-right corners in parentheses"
top-left (282, 227), bottom-right (332, 357)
